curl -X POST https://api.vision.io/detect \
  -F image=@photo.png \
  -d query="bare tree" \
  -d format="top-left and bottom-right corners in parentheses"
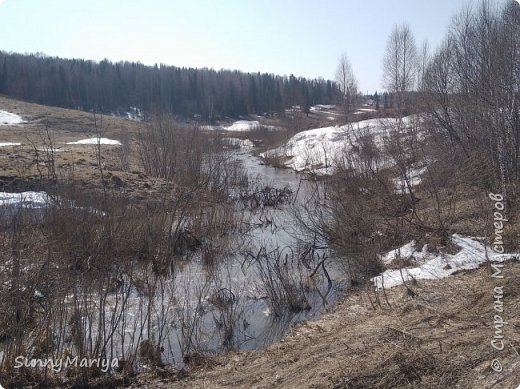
top-left (335, 53), bottom-right (358, 121)
top-left (423, 0), bottom-right (520, 202)
top-left (383, 23), bottom-right (419, 114)
top-left (417, 39), bottom-right (430, 89)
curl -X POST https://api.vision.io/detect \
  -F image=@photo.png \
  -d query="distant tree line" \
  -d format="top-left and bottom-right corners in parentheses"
top-left (0, 51), bottom-right (338, 120)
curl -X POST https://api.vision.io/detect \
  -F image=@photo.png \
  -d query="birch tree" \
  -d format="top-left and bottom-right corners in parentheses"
top-left (335, 53), bottom-right (358, 121)
top-left (383, 23), bottom-right (419, 114)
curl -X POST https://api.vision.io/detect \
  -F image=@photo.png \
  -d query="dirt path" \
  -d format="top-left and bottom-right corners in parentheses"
top-left (131, 262), bottom-right (520, 389)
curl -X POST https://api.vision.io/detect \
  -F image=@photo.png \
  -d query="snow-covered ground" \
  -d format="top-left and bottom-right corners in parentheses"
top-left (225, 120), bottom-right (261, 132)
top-left (353, 108), bottom-right (377, 115)
top-left (202, 120), bottom-right (278, 132)
top-left (311, 104), bottom-right (336, 110)
top-left (0, 191), bottom-right (50, 209)
top-left (200, 124), bottom-right (220, 131)
top-left (66, 137), bottom-right (121, 145)
top-left (0, 191), bottom-right (104, 221)
top-left (37, 147), bottom-right (62, 153)
top-left (0, 142), bottom-right (22, 147)
top-left (0, 110), bottom-right (24, 125)
top-left (372, 234), bottom-right (518, 289)
top-left (380, 241), bottom-right (421, 265)
top-left (261, 117), bottom-right (413, 174)
top-left (0, 191), bottom-right (53, 223)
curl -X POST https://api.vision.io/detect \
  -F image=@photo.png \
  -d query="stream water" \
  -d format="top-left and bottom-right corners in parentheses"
top-left (142, 149), bottom-right (347, 365)
top-left (0, 148), bottom-right (347, 370)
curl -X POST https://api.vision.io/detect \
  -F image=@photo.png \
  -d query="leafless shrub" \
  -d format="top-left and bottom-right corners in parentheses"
top-left (247, 247), bottom-right (311, 317)
top-left (239, 183), bottom-right (292, 209)
top-left (422, 1), bottom-right (520, 207)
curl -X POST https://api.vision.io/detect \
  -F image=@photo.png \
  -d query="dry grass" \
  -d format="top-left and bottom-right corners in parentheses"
top-left (0, 95), bottom-right (189, 203)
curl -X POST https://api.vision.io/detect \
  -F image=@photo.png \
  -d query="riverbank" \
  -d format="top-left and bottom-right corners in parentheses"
top-left (130, 261), bottom-right (520, 389)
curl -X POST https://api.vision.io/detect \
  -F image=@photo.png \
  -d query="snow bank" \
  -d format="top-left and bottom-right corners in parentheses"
top-left (372, 234), bottom-right (518, 289)
top-left (0, 111), bottom-right (24, 125)
top-left (0, 142), bottom-right (22, 147)
top-left (310, 104), bottom-right (336, 111)
top-left (261, 117), bottom-right (409, 174)
top-left (225, 120), bottom-right (261, 132)
top-left (0, 191), bottom-right (50, 209)
top-left (66, 137), bottom-right (121, 145)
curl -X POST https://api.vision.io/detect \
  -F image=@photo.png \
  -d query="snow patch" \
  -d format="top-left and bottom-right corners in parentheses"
top-left (372, 234), bottom-right (518, 289)
top-left (0, 191), bottom-right (104, 221)
top-left (0, 142), bottom-right (22, 147)
top-left (0, 191), bottom-right (50, 209)
top-left (66, 137), bottom-right (121, 145)
top-left (0, 111), bottom-right (24, 125)
top-left (310, 104), bottom-right (336, 111)
top-left (381, 241), bottom-right (417, 265)
top-left (261, 117), bottom-right (408, 174)
top-left (37, 148), bottom-right (62, 153)
top-left (353, 108), bottom-right (377, 115)
top-left (225, 120), bottom-right (261, 132)
top-left (260, 116), bottom-right (420, 175)
top-left (202, 120), bottom-right (278, 132)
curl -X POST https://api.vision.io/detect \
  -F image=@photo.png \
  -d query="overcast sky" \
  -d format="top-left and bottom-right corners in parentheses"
top-left (0, 0), bottom-right (509, 92)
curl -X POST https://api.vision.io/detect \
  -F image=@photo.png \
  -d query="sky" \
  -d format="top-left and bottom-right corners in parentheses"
top-left (0, 0), bottom-right (509, 92)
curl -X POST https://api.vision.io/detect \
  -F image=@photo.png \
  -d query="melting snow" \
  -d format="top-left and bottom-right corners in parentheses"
top-left (200, 124), bottom-right (221, 131)
top-left (260, 116), bottom-right (419, 175)
top-left (353, 108), bottom-right (377, 115)
top-left (202, 120), bottom-right (278, 132)
top-left (381, 241), bottom-right (418, 265)
top-left (372, 234), bottom-right (518, 289)
top-left (0, 110), bottom-right (24, 125)
top-left (0, 191), bottom-right (104, 220)
top-left (0, 191), bottom-right (51, 209)
top-left (66, 137), bottom-right (121, 145)
top-left (261, 117), bottom-right (410, 174)
top-left (311, 104), bottom-right (336, 111)
top-left (0, 142), bottom-right (22, 147)
top-left (225, 120), bottom-right (261, 132)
